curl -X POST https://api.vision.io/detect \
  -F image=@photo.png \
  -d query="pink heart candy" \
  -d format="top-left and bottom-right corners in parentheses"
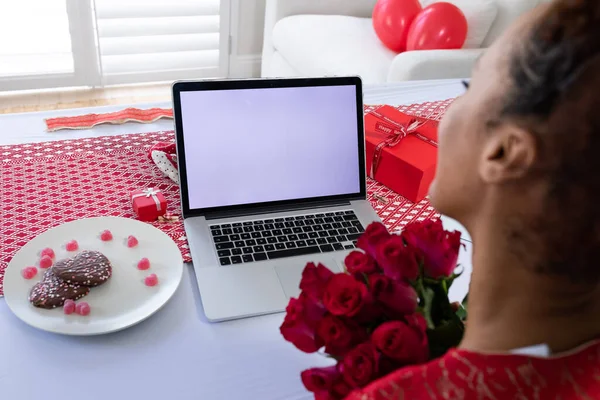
top-left (76, 302), bottom-right (91, 316)
top-left (137, 258), bottom-right (150, 270)
top-left (21, 266), bottom-right (38, 280)
top-left (127, 235), bottom-right (139, 248)
top-left (63, 300), bottom-right (76, 315)
top-left (144, 274), bottom-right (158, 287)
top-left (66, 240), bottom-right (79, 252)
top-left (40, 248), bottom-right (55, 259)
top-left (100, 230), bottom-right (113, 241)
top-left (39, 255), bottom-right (53, 269)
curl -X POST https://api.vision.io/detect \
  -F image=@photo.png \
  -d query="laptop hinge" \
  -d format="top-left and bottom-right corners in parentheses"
top-left (200, 199), bottom-right (358, 221)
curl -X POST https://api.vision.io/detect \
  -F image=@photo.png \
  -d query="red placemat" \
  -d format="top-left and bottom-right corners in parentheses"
top-left (1, 99), bottom-right (453, 297)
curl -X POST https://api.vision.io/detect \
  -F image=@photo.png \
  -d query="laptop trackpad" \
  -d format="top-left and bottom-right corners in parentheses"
top-left (275, 257), bottom-right (342, 299)
top-left (196, 266), bottom-right (288, 321)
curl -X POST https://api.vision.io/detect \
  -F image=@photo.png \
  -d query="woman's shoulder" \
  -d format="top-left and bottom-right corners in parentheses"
top-left (346, 339), bottom-right (600, 400)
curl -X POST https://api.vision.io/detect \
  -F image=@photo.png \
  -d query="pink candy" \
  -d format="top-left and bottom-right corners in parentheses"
top-left (76, 302), bottom-right (91, 316)
top-left (63, 300), bottom-right (76, 315)
top-left (137, 258), bottom-right (150, 270)
top-left (40, 247), bottom-right (55, 259)
top-left (64, 300), bottom-right (90, 316)
top-left (21, 266), bottom-right (38, 280)
top-left (127, 235), bottom-right (139, 248)
top-left (100, 230), bottom-right (113, 241)
top-left (144, 274), bottom-right (159, 287)
top-left (66, 240), bottom-right (79, 252)
top-left (39, 255), bottom-right (53, 269)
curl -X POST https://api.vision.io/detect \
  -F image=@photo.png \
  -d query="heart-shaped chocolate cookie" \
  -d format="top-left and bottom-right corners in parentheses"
top-left (29, 269), bottom-right (90, 309)
top-left (52, 250), bottom-right (112, 287)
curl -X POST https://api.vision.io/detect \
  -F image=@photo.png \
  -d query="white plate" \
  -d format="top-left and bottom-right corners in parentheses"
top-left (4, 216), bottom-right (184, 335)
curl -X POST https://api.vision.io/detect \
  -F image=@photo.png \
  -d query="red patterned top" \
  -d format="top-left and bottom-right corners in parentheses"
top-left (346, 339), bottom-right (600, 400)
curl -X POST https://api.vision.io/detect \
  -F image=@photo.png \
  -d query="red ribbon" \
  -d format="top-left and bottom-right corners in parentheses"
top-left (368, 110), bottom-right (438, 179)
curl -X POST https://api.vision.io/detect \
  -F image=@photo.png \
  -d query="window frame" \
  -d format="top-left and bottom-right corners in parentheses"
top-left (0, 0), bottom-right (99, 92)
top-left (0, 0), bottom-right (231, 92)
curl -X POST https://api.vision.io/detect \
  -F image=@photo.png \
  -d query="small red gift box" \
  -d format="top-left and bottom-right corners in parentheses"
top-left (365, 106), bottom-right (439, 202)
top-left (131, 188), bottom-right (167, 222)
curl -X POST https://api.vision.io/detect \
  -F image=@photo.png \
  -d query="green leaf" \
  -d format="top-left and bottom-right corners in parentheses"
top-left (425, 281), bottom-right (452, 326)
top-left (462, 293), bottom-right (469, 308)
top-left (422, 277), bottom-right (438, 285)
top-left (455, 292), bottom-right (469, 321)
top-left (441, 279), bottom-right (448, 295)
top-left (421, 287), bottom-right (435, 330)
top-left (426, 318), bottom-right (465, 358)
top-left (455, 304), bottom-right (468, 321)
top-left (445, 267), bottom-right (463, 290)
top-left (422, 267), bottom-right (463, 288)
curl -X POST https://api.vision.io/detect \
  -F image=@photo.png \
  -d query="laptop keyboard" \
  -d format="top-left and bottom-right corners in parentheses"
top-left (210, 210), bottom-right (365, 266)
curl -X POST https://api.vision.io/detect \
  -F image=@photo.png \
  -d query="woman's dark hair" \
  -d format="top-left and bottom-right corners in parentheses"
top-left (502, 0), bottom-right (600, 282)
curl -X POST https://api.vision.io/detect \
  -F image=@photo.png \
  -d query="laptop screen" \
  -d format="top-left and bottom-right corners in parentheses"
top-left (177, 81), bottom-right (363, 212)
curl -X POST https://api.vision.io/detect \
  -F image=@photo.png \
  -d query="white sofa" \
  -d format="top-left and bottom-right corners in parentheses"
top-left (261, 0), bottom-right (545, 83)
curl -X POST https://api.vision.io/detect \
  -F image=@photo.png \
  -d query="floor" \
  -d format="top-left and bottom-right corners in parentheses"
top-left (0, 83), bottom-right (172, 115)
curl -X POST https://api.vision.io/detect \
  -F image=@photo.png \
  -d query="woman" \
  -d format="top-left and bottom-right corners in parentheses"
top-left (347, 0), bottom-right (600, 398)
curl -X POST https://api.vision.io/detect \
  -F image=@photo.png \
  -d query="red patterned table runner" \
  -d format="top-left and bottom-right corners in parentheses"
top-left (1, 100), bottom-right (452, 297)
top-left (45, 107), bottom-right (173, 132)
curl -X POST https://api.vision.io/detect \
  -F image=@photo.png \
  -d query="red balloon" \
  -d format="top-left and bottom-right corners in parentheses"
top-left (406, 2), bottom-right (468, 51)
top-left (373, 0), bottom-right (423, 53)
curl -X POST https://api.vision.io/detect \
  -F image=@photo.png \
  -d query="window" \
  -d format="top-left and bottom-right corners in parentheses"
top-left (0, 2), bottom-right (73, 76)
top-left (95, 0), bottom-right (228, 85)
top-left (0, 0), bottom-right (230, 92)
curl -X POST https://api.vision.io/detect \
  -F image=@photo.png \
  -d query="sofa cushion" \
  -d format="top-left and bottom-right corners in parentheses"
top-left (272, 15), bottom-right (396, 84)
top-left (265, 51), bottom-right (301, 77)
top-left (421, 0), bottom-right (498, 49)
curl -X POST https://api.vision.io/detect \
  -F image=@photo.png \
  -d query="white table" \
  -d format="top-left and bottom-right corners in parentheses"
top-left (0, 80), bottom-right (472, 400)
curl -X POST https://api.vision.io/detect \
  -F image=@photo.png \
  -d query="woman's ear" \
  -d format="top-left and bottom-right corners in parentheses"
top-left (479, 125), bottom-right (537, 184)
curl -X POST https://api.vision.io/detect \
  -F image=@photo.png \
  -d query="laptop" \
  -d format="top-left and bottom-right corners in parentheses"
top-left (172, 77), bottom-right (382, 322)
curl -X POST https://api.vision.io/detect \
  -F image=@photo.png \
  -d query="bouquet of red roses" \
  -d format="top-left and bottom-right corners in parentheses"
top-left (280, 219), bottom-right (465, 400)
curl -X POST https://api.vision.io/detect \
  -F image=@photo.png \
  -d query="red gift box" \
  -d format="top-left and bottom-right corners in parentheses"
top-left (365, 106), bottom-right (439, 202)
top-left (131, 188), bottom-right (167, 222)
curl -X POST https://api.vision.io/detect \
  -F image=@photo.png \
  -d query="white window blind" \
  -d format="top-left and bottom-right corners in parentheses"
top-left (94, 0), bottom-right (228, 85)
top-left (0, 0), bottom-right (230, 92)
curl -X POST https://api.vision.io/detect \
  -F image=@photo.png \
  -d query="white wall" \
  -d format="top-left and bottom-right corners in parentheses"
top-left (229, 0), bottom-right (266, 78)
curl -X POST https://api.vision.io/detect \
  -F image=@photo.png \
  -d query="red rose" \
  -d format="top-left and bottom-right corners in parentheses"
top-left (323, 274), bottom-right (368, 317)
top-left (312, 377), bottom-right (352, 400)
top-left (280, 295), bottom-right (325, 353)
top-left (301, 365), bottom-right (340, 393)
top-left (314, 392), bottom-right (337, 400)
top-left (330, 378), bottom-right (352, 399)
top-left (300, 262), bottom-right (335, 302)
top-left (376, 235), bottom-right (420, 281)
top-left (370, 275), bottom-right (417, 317)
top-left (344, 251), bottom-right (378, 278)
top-left (406, 313), bottom-right (429, 361)
top-left (312, 375), bottom-right (352, 400)
top-left (402, 219), bottom-right (462, 279)
top-left (317, 315), bottom-right (367, 358)
top-left (405, 313), bottom-right (428, 335)
top-left (357, 222), bottom-right (390, 258)
top-left (302, 293), bottom-right (328, 327)
top-left (371, 319), bottom-right (429, 364)
top-left (340, 343), bottom-right (380, 388)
